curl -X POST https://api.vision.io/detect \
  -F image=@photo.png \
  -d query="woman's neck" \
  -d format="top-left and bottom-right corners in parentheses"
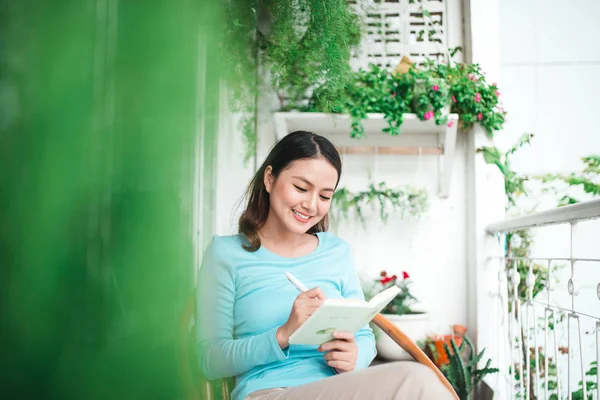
top-left (258, 216), bottom-right (314, 257)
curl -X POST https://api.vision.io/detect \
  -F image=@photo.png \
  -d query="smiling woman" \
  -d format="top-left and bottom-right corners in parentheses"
top-left (196, 131), bottom-right (455, 400)
top-left (238, 131), bottom-right (342, 253)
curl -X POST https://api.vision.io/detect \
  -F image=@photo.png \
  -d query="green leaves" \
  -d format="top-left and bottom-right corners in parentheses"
top-left (534, 153), bottom-right (600, 206)
top-left (437, 336), bottom-right (498, 400)
top-left (478, 133), bottom-right (534, 206)
top-left (331, 182), bottom-right (428, 228)
top-left (307, 49), bottom-right (505, 140)
top-left (222, 0), bottom-right (362, 160)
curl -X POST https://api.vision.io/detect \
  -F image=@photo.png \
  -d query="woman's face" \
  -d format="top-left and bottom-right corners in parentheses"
top-left (264, 157), bottom-right (338, 235)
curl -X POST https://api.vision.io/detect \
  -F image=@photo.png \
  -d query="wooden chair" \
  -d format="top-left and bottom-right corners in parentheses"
top-left (179, 291), bottom-right (459, 400)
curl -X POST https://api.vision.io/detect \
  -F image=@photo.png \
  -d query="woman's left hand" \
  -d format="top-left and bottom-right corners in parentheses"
top-left (318, 331), bottom-right (358, 373)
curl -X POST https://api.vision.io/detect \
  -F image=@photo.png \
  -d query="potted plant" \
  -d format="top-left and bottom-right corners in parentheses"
top-left (305, 49), bottom-right (506, 140)
top-left (423, 326), bottom-right (499, 400)
top-left (363, 270), bottom-right (430, 360)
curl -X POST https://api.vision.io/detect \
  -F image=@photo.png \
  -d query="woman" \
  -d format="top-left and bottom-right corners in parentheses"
top-left (196, 131), bottom-right (452, 400)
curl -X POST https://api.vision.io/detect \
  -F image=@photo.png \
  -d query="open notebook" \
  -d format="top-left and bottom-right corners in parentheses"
top-left (288, 285), bottom-right (401, 345)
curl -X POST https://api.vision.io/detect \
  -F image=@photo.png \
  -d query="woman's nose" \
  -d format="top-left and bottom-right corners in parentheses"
top-left (301, 194), bottom-right (318, 214)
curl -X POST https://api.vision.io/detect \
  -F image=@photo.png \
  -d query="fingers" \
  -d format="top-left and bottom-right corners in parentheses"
top-left (301, 286), bottom-right (326, 300)
top-left (332, 331), bottom-right (354, 341)
top-left (323, 351), bottom-right (357, 373)
top-left (326, 360), bottom-right (353, 372)
top-left (318, 339), bottom-right (352, 353)
top-left (318, 331), bottom-right (358, 373)
top-left (323, 350), bottom-right (354, 363)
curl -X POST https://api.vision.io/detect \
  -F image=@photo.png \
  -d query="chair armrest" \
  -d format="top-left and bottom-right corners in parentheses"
top-left (372, 314), bottom-right (459, 400)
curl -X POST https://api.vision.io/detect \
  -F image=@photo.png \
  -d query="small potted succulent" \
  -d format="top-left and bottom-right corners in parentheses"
top-left (363, 270), bottom-right (430, 360)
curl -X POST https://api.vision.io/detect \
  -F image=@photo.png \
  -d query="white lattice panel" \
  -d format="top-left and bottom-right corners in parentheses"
top-left (350, 0), bottom-right (449, 70)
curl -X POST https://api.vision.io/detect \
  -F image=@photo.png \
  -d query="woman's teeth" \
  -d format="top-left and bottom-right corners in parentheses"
top-left (293, 210), bottom-right (310, 220)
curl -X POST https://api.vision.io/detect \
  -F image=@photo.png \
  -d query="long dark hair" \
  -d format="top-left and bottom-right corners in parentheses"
top-left (238, 131), bottom-right (342, 251)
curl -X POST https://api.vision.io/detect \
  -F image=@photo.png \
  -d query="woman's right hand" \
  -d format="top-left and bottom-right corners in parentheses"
top-left (276, 287), bottom-right (326, 349)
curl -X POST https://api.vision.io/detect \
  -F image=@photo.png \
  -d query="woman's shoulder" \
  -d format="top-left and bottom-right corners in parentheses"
top-left (208, 233), bottom-right (246, 252)
top-left (318, 231), bottom-right (350, 252)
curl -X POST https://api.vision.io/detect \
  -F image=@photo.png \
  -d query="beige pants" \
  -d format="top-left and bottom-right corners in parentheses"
top-left (245, 361), bottom-right (454, 400)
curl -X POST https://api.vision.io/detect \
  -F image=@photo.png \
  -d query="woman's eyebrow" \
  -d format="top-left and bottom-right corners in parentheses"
top-left (292, 176), bottom-right (335, 192)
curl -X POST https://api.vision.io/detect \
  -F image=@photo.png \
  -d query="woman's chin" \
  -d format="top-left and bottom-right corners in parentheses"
top-left (286, 219), bottom-right (314, 235)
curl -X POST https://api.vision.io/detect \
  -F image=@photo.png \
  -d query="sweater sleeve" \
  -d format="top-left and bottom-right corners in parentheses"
top-left (195, 236), bottom-right (289, 380)
top-left (341, 244), bottom-right (377, 369)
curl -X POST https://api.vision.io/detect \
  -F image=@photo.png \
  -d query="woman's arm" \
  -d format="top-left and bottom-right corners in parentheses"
top-left (195, 236), bottom-right (289, 380)
top-left (341, 245), bottom-right (377, 369)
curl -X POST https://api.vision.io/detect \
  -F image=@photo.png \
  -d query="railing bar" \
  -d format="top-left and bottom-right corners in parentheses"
top-left (532, 305), bottom-right (540, 399)
top-left (525, 260), bottom-right (533, 400)
top-left (529, 301), bottom-right (600, 321)
top-left (596, 321), bottom-right (599, 400)
top-left (570, 224), bottom-right (576, 314)
top-left (544, 308), bottom-right (549, 400)
top-left (553, 311), bottom-right (562, 399)
top-left (486, 198), bottom-right (600, 233)
top-left (491, 257), bottom-right (600, 263)
top-left (517, 299), bottom-right (525, 399)
top-left (568, 315), bottom-right (572, 400)
top-left (576, 316), bottom-right (587, 400)
top-left (524, 303), bottom-right (530, 400)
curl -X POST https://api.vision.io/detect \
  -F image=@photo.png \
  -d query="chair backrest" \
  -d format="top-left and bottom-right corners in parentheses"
top-left (179, 290), bottom-right (233, 400)
top-left (181, 291), bottom-right (458, 400)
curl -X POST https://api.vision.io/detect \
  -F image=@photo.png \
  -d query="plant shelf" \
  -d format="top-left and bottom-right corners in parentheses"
top-left (273, 112), bottom-right (459, 198)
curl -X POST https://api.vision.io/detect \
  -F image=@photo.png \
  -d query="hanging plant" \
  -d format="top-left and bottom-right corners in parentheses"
top-left (331, 182), bottom-right (429, 228)
top-left (305, 47), bottom-right (506, 140)
top-left (220, 0), bottom-right (362, 162)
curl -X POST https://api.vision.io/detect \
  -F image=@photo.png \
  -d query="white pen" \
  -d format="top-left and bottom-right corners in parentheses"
top-left (285, 271), bottom-right (309, 293)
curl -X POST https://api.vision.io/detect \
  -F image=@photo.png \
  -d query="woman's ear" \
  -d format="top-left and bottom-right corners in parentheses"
top-left (264, 166), bottom-right (274, 193)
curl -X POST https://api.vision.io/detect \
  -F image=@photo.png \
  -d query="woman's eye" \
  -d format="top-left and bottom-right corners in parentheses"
top-left (294, 185), bottom-right (307, 192)
top-left (320, 195), bottom-right (331, 201)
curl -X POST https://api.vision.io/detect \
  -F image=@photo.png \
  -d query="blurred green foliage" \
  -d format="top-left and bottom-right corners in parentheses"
top-left (0, 1), bottom-right (223, 398)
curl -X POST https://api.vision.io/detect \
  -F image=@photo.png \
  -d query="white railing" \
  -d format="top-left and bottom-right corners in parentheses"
top-left (486, 199), bottom-right (600, 400)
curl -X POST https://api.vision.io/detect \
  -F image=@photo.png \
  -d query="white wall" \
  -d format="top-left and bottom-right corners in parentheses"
top-left (496, 0), bottom-right (600, 394)
top-left (333, 135), bottom-right (469, 334)
top-left (498, 0), bottom-right (600, 177)
top-left (498, 0), bottom-right (600, 312)
top-left (214, 88), bottom-right (256, 236)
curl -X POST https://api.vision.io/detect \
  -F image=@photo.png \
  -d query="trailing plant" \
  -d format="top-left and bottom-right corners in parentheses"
top-left (478, 132), bottom-right (533, 206)
top-left (537, 155), bottom-right (600, 207)
top-left (305, 47), bottom-right (506, 139)
top-left (221, 0), bottom-right (362, 161)
top-left (331, 182), bottom-right (428, 228)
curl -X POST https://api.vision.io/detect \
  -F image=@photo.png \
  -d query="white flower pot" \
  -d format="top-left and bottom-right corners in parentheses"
top-left (375, 312), bottom-right (430, 361)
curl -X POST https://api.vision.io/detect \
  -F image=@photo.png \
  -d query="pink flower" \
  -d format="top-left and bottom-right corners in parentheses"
top-left (402, 271), bottom-right (410, 279)
top-left (495, 90), bottom-right (501, 97)
top-left (432, 85), bottom-right (439, 91)
top-left (474, 93), bottom-right (481, 102)
top-left (391, 92), bottom-right (396, 97)
top-left (451, 95), bottom-right (457, 103)
top-left (477, 113), bottom-right (483, 120)
top-left (424, 111), bottom-right (434, 120)
top-left (467, 73), bottom-right (473, 80)
top-left (492, 82), bottom-right (497, 86)
top-left (447, 121), bottom-right (454, 128)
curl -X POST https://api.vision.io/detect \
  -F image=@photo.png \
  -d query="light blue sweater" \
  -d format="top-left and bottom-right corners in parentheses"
top-left (196, 232), bottom-right (376, 400)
